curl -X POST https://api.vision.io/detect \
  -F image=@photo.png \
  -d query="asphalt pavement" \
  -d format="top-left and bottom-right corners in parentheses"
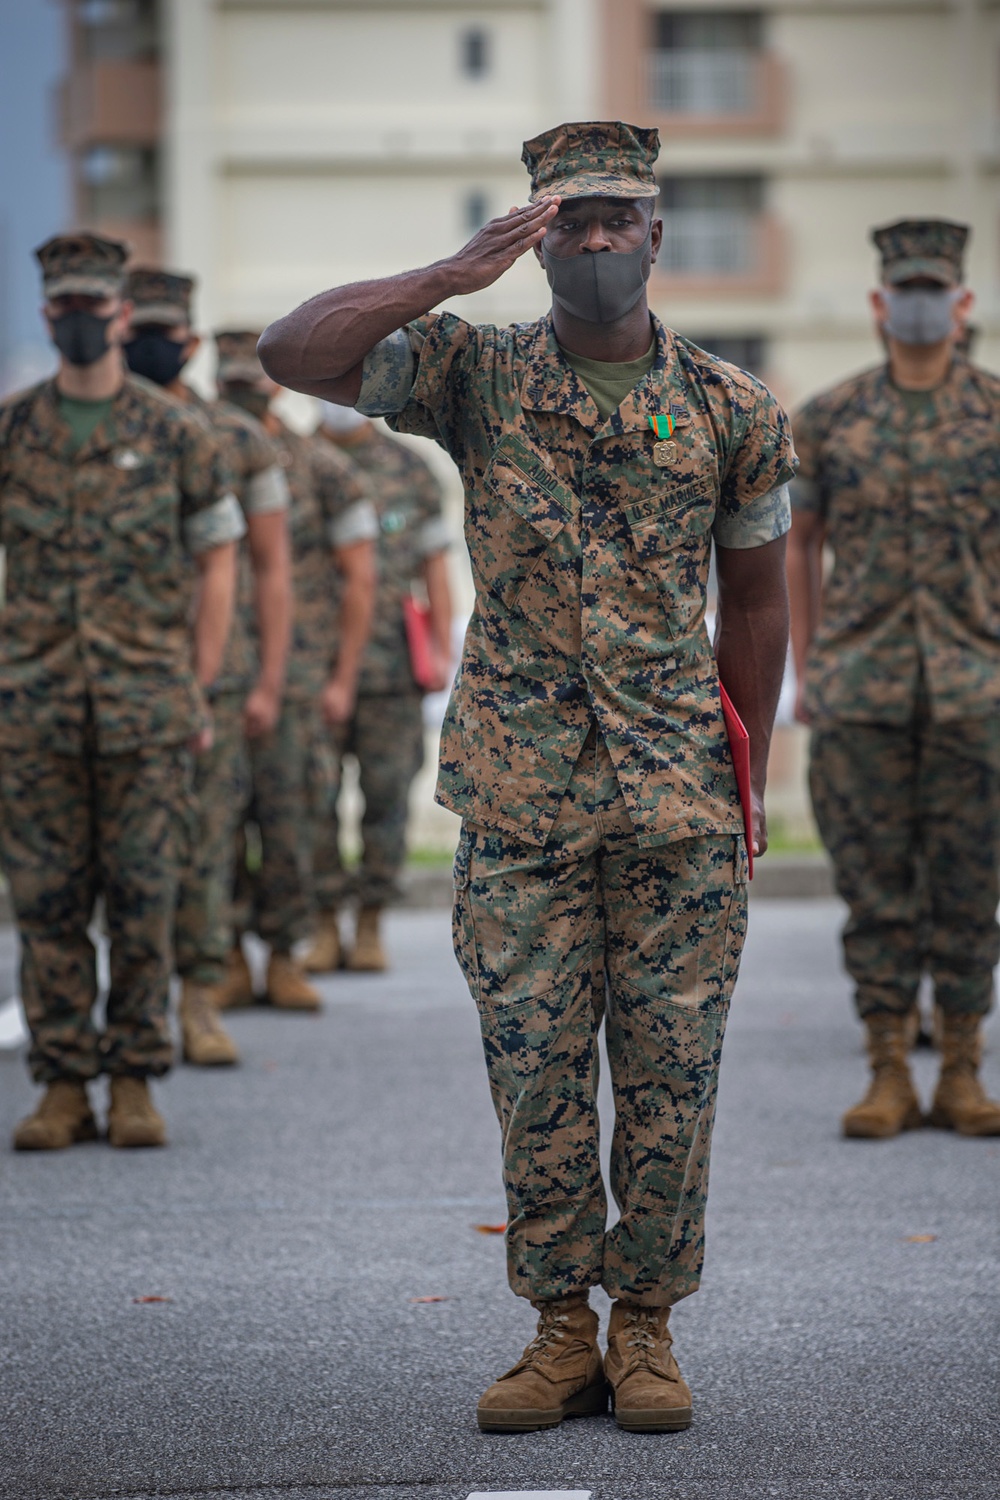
top-left (1, 902), bottom-right (998, 1500)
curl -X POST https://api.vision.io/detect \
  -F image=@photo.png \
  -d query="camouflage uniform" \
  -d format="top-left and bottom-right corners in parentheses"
top-left (0, 235), bottom-right (245, 1083)
top-left (124, 273), bottom-right (292, 989)
top-left (311, 426), bottom-right (449, 910)
top-left (356, 124), bottom-right (795, 1304)
top-left (219, 339), bottom-right (377, 954)
top-left (794, 219), bottom-right (1000, 1021)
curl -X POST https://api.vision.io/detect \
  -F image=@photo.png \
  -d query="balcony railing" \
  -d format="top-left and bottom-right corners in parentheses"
top-left (648, 49), bottom-right (755, 116)
top-left (660, 211), bottom-right (757, 277)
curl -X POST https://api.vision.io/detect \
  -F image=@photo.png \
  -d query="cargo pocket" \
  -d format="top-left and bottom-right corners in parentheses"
top-left (477, 437), bottom-right (575, 609)
top-left (624, 478), bottom-right (716, 637)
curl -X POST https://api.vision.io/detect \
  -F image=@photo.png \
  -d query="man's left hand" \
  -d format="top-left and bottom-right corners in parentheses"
top-left (321, 676), bottom-right (355, 727)
top-left (751, 789), bottom-right (768, 858)
top-left (244, 682), bottom-right (281, 739)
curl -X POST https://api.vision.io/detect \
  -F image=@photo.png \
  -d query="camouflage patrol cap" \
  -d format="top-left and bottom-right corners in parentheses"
top-left (522, 121), bottom-right (660, 203)
top-left (34, 230), bottom-right (129, 299)
top-left (125, 267), bottom-right (195, 325)
top-left (872, 219), bottom-right (969, 286)
top-left (215, 329), bottom-right (265, 383)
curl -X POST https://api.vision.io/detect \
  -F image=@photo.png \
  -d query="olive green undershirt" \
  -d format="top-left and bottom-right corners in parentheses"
top-left (893, 384), bottom-right (937, 421)
top-left (58, 394), bottom-right (113, 455)
top-left (560, 338), bottom-right (657, 422)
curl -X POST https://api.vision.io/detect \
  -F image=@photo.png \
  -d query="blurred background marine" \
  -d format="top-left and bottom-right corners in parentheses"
top-left (2, 232), bottom-right (242, 1152)
top-left (215, 333), bottom-right (377, 1012)
top-left (302, 404), bottom-right (453, 975)
top-left (123, 268), bottom-right (293, 1067)
top-left (788, 219), bottom-right (1000, 1141)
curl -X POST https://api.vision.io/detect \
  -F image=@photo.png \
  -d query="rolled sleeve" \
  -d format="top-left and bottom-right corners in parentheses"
top-left (245, 463), bottom-right (290, 516)
top-left (713, 483), bottom-right (791, 549)
top-left (183, 491), bottom-right (247, 554)
top-left (789, 476), bottom-right (822, 513)
top-left (417, 513), bottom-right (451, 557)
top-left (356, 328), bottom-right (417, 417)
top-left (329, 499), bottom-right (378, 548)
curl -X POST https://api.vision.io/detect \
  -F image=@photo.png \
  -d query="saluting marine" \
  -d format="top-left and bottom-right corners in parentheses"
top-left (260, 121), bottom-right (794, 1433)
top-left (123, 269), bottom-right (293, 1067)
top-left (2, 234), bottom-right (243, 1151)
top-left (789, 219), bottom-right (1000, 1140)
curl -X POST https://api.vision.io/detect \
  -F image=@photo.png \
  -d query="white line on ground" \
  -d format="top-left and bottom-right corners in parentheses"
top-left (0, 995), bottom-right (27, 1049)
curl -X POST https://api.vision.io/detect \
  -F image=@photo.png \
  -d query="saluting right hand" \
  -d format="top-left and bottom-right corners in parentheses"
top-left (445, 197), bottom-right (561, 295)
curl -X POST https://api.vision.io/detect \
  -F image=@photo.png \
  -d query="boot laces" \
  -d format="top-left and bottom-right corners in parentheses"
top-left (524, 1305), bottom-right (572, 1360)
top-left (622, 1307), bottom-right (667, 1361)
top-left (187, 990), bottom-right (220, 1034)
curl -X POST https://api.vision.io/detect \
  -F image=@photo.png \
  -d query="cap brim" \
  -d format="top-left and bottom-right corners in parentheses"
top-left (217, 360), bottom-right (265, 383)
top-left (130, 302), bottom-right (190, 325)
top-left (530, 174), bottom-right (659, 203)
top-left (44, 274), bottom-right (123, 299)
top-left (884, 257), bottom-right (957, 286)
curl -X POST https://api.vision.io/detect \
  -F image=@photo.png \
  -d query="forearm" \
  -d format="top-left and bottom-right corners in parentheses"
top-left (715, 539), bottom-right (790, 799)
top-left (257, 264), bottom-right (458, 400)
top-left (193, 544), bottom-right (236, 689)
top-left (252, 550), bottom-right (292, 694)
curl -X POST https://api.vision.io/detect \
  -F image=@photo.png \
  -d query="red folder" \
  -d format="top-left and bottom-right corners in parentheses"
top-left (719, 684), bottom-right (754, 879)
top-left (403, 594), bottom-right (438, 692)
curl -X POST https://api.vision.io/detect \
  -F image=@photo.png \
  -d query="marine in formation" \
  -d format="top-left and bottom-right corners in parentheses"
top-left (260, 120), bottom-right (794, 1433)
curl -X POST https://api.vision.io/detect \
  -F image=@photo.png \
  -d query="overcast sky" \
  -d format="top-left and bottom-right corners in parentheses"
top-left (0, 0), bottom-right (69, 392)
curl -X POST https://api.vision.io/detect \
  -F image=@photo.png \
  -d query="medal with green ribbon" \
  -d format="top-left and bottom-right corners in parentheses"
top-left (649, 413), bottom-right (676, 466)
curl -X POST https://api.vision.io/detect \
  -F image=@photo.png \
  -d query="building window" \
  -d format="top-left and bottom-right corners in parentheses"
top-left (649, 10), bottom-right (761, 114)
top-left (80, 144), bottom-right (158, 221)
top-left (460, 27), bottom-right (490, 78)
top-left (658, 175), bottom-right (763, 275)
top-left (685, 334), bottom-right (767, 376)
top-left (464, 190), bottom-right (490, 234)
top-left (77, 0), bottom-right (159, 62)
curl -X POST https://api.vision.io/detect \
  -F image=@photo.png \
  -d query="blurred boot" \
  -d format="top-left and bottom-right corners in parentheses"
top-left (265, 953), bottom-right (322, 1011)
top-left (346, 906), bottom-right (387, 972)
top-left (477, 1294), bottom-right (606, 1432)
top-left (13, 1080), bottom-right (98, 1151)
top-left (180, 980), bottom-right (239, 1066)
top-left (301, 911), bottom-right (342, 973)
top-left (842, 1013), bottom-right (922, 1138)
top-left (215, 946), bottom-right (255, 1010)
top-left (605, 1301), bottom-right (692, 1433)
top-left (107, 1076), bottom-right (166, 1149)
top-left (928, 1013), bottom-right (1000, 1136)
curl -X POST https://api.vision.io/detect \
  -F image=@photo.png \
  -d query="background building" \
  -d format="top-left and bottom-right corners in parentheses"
top-left (52, 0), bottom-right (1000, 847)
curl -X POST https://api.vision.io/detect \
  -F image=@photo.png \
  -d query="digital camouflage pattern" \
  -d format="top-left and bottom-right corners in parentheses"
top-left (174, 692), bottom-right (250, 985)
top-left (125, 267), bottom-right (195, 324)
top-left (522, 121), bottom-right (660, 202)
top-left (233, 699), bottom-right (317, 953)
top-left (872, 218), bottom-right (968, 286)
top-left (319, 425), bottom-right (448, 695)
top-left (361, 312), bottom-right (795, 848)
top-left (0, 740), bottom-right (194, 1082)
top-left (792, 358), bottom-right (1000, 724)
top-left (311, 688), bottom-right (425, 910)
top-left (0, 375), bottom-right (235, 754)
top-left (453, 730), bottom-right (748, 1305)
top-left (35, 231), bottom-right (128, 299)
top-left (810, 716), bottom-right (1000, 1020)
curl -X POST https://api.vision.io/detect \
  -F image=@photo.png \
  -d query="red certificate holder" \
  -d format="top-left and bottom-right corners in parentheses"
top-left (719, 684), bottom-right (754, 879)
top-left (403, 594), bottom-right (439, 693)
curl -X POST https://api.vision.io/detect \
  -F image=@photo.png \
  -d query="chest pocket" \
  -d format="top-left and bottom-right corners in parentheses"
top-left (480, 438), bottom-right (576, 609)
top-left (624, 478), bottom-right (716, 636)
top-left (1, 492), bottom-right (66, 544)
top-left (108, 487), bottom-right (180, 556)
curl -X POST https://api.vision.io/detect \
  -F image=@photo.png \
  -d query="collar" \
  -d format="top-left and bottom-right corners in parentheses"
top-left (875, 356), bottom-right (993, 430)
top-left (519, 314), bottom-right (683, 437)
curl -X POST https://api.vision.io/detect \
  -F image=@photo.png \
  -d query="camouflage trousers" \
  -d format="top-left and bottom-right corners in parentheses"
top-left (0, 741), bottom-right (193, 1083)
top-left (233, 697), bottom-right (315, 954)
top-left (174, 692), bottom-right (249, 985)
top-left (810, 717), bottom-right (1000, 1019)
top-left (311, 689), bottom-right (425, 910)
top-left (453, 729), bottom-right (749, 1308)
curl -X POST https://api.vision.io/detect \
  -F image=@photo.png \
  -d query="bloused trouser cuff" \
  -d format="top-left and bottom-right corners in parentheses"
top-left (809, 718), bottom-right (1000, 1020)
top-left (452, 731), bottom-right (748, 1307)
top-left (0, 742), bottom-right (193, 1082)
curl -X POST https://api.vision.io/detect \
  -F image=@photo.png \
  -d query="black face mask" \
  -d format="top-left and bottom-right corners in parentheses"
top-left (222, 384), bottom-right (270, 420)
top-left (51, 310), bottom-right (114, 367)
top-left (124, 330), bottom-right (189, 386)
top-left (542, 227), bottom-right (653, 325)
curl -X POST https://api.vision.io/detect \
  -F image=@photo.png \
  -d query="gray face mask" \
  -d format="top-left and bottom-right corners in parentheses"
top-left (542, 227), bottom-right (652, 325)
top-left (882, 288), bottom-right (961, 346)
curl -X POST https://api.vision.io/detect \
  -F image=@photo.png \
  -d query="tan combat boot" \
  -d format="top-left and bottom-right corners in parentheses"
top-left (928, 1013), bottom-right (1000, 1136)
top-left (13, 1080), bottom-right (98, 1151)
top-left (265, 953), bottom-right (322, 1011)
top-left (107, 1076), bottom-right (166, 1148)
top-left (301, 911), bottom-right (342, 973)
top-left (477, 1294), bottom-right (607, 1432)
top-left (346, 906), bottom-right (387, 972)
top-left (842, 1013), bottom-right (923, 1138)
top-left (605, 1301), bottom-right (692, 1432)
top-left (179, 980), bottom-right (239, 1066)
top-left (215, 946), bottom-right (255, 1010)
